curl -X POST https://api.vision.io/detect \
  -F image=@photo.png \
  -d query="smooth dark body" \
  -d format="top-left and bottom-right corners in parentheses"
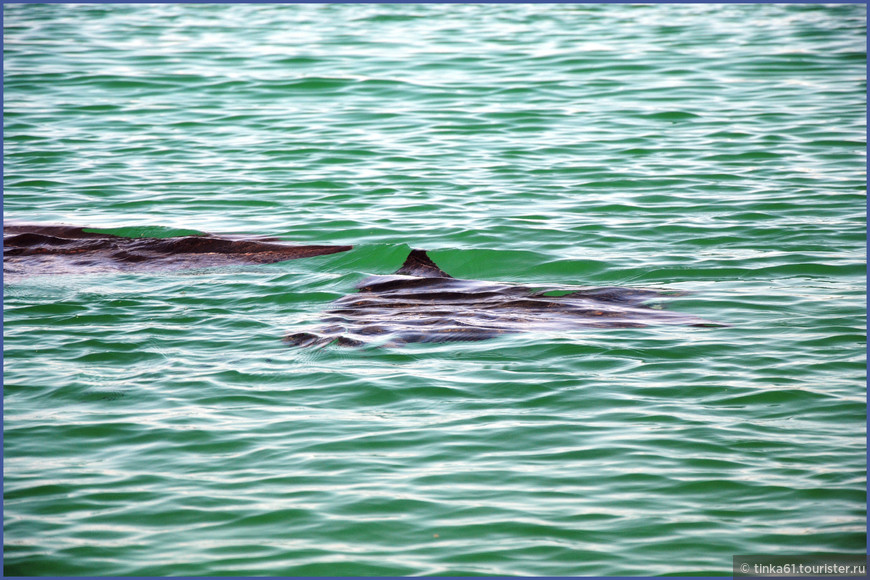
top-left (285, 250), bottom-right (721, 347)
top-left (3, 224), bottom-right (352, 276)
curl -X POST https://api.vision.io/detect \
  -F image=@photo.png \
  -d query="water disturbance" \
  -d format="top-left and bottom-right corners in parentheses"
top-left (3, 3), bottom-right (866, 576)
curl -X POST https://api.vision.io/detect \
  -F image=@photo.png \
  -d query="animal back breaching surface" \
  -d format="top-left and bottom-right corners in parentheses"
top-left (285, 250), bottom-right (723, 347)
top-left (3, 224), bottom-right (352, 277)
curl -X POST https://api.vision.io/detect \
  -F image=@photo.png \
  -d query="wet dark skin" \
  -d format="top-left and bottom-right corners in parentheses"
top-left (3, 225), bottom-right (721, 346)
top-left (285, 249), bottom-right (724, 347)
top-left (3, 224), bottom-right (352, 276)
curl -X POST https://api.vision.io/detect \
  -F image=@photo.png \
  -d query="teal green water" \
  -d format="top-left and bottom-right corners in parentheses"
top-left (3, 3), bottom-right (866, 576)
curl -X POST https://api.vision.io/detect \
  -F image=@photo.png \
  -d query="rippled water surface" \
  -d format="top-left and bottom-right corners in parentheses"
top-left (3, 3), bottom-right (866, 576)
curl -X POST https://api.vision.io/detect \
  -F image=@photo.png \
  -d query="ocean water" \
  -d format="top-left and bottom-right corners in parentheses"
top-left (2, 3), bottom-right (866, 576)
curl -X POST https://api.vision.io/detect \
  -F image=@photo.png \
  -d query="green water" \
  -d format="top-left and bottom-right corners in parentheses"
top-left (3, 3), bottom-right (866, 576)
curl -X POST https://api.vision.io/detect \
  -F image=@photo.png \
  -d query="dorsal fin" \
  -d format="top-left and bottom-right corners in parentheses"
top-left (394, 249), bottom-right (452, 278)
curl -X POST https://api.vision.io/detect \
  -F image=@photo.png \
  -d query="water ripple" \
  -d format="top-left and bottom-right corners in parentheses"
top-left (4, 2), bottom-right (865, 576)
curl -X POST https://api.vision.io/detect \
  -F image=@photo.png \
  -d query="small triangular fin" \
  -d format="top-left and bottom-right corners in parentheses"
top-left (394, 249), bottom-right (452, 278)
